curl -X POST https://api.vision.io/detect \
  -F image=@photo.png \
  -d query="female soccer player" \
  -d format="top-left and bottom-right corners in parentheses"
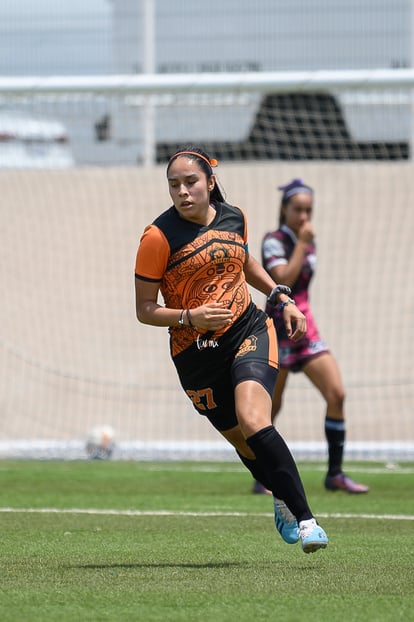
top-left (135, 148), bottom-right (328, 553)
top-left (257, 178), bottom-right (369, 495)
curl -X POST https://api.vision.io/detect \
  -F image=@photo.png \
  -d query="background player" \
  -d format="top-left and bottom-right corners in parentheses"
top-left (258, 178), bottom-right (369, 495)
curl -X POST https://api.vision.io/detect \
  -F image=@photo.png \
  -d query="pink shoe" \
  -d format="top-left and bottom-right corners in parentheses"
top-left (325, 473), bottom-right (369, 494)
top-left (252, 480), bottom-right (272, 495)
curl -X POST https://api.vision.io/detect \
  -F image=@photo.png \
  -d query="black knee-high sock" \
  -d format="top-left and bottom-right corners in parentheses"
top-left (246, 425), bottom-right (312, 522)
top-left (325, 417), bottom-right (345, 476)
top-left (236, 450), bottom-right (273, 491)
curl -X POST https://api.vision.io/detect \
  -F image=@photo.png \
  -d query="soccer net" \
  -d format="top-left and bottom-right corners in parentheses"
top-left (1, 70), bottom-right (413, 460)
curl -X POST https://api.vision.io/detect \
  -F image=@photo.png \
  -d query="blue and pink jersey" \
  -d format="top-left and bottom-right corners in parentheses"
top-left (262, 224), bottom-right (328, 371)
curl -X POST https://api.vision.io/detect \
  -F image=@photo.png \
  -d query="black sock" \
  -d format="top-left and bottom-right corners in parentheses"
top-left (236, 450), bottom-right (272, 491)
top-left (325, 417), bottom-right (345, 476)
top-left (246, 425), bottom-right (312, 522)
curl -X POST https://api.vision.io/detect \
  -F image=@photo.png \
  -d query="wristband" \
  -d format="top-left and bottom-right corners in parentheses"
top-left (178, 309), bottom-right (185, 326)
top-left (278, 298), bottom-right (296, 312)
top-left (267, 284), bottom-right (292, 307)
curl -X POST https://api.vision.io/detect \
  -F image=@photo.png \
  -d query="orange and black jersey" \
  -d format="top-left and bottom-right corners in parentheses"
top-left (135, 201), bottom-right (252, 357)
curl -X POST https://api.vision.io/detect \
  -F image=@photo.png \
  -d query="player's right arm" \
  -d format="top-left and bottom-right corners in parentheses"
top-left (135, 278), bottom-right (233, 330)
top-left (135, 279), bottom-right (179, 327)
top-left (135, 224), bottom-right (233, 330)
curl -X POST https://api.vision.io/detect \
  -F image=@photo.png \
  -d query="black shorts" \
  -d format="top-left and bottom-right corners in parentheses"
top-left (172, 304), bottom-right (278, 432)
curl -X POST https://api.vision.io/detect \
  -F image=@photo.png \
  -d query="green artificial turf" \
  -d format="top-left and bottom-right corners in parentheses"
top-left (0, 460), bottom-right (413, 621)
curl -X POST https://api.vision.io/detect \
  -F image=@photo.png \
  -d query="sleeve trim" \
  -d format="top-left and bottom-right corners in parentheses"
top-left (135, 274), bottom-right (161, 283)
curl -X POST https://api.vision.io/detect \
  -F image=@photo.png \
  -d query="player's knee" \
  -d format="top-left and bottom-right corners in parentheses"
top-left (327, 386), bottom-right (345, 410)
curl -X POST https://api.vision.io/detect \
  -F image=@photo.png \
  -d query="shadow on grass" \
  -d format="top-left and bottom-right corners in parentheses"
top-left (70, 560), bottom-right (320, 571)
top-left (72, 562), bottom-right (246, 570)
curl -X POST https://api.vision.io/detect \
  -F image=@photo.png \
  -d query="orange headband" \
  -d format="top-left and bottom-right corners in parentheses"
top-left (169, 151), bottom-right (218, 168)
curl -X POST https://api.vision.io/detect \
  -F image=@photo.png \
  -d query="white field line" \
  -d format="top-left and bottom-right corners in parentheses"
top-left (139, 464), bottom-right (414, 475)
top-left (0, 507), bottom-right (413, 521)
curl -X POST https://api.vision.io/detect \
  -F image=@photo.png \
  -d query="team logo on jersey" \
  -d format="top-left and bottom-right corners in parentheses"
top-left (235, 334), bottom-right (257, 357)
top-left (209, 247), bottom-right (230, 264)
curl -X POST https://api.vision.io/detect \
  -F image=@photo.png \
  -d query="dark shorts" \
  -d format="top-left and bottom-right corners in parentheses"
top-left (172, 305), bottom-right (278, 432)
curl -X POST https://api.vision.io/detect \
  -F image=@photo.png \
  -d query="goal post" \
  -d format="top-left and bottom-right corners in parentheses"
top-left (1, 68), bottom-right (414, 166)
top-left (2, 67), bottom-right (414, 94)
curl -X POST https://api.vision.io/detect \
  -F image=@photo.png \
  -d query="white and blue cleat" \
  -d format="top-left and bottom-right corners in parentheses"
top-left (299, 518), bottom-right (329, 553)
top-left (274, 499), bottom-right (328, 553)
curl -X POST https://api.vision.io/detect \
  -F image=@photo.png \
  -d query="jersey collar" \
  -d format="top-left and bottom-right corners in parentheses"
top-left (281, 224), bottom-right (297, 243)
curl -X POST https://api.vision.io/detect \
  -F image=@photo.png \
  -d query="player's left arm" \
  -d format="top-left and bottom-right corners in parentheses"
top-left (243, 253), bottom-right (277, 296)
top-left (243, 253), bottom-right (306, 341)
